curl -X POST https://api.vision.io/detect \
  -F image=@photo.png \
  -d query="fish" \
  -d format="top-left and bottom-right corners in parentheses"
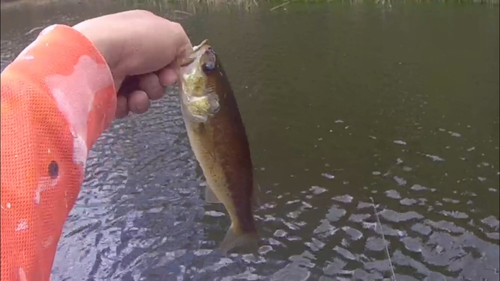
top-left (178, 39), bottom-right (259, 255)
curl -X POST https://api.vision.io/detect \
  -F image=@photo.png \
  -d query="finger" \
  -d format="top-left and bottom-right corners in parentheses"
top-left (115, 95), bottom-right (129, 119)
top-left (138, 73), bottom-right (165, 100)
top-left (157, 65), bottom-right (179, 87)
top-left (128, 90), bottom-right (150, 114)
top-left (118, 75), bottom-right (140, 96)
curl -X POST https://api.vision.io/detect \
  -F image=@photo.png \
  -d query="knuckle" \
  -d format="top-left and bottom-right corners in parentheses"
top-left (170, 22), bottom-right (185, 35)
top-left (139, 73), bottom-right (158, 88)
top-left (132, 9), bottom-right (155, 16)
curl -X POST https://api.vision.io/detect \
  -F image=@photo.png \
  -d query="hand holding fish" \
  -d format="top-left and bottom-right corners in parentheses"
top-left (73, 10), bottom-right (192, 118)
top-left (1, 9), bottom-right (259, 277)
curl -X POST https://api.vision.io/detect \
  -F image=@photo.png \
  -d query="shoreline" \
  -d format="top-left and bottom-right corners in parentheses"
top-left (1, 0), bottom-right (498, 11)
top-left (0, 0), bottom-right (92, 10)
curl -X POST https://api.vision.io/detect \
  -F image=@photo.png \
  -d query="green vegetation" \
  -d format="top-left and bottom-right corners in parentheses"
top-left (125, 0), bottom-right (499, 10)
top-left (118, 0), bottom-right (499, 16)
top-left (1, 0), bottom-right (93, 10)
top-left (1, 0), bottom-right (497, 11)
top-left (134, 0), bottom-right (498, 5)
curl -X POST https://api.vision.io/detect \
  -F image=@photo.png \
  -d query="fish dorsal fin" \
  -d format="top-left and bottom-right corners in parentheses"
top-left (205, 186), bottom-right (222, 204)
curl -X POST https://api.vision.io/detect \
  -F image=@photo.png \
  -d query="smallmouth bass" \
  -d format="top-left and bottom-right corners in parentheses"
top-left (178, 39), bottom-right (259, 255)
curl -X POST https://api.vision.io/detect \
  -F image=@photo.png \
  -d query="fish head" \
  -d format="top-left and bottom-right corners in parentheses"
top-left (179, 39), bottom-right (223, 122)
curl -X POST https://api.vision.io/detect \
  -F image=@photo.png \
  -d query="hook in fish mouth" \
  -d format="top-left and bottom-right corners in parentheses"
top-left (180, 39), bottom-right (210, 67)
top-left (193, 39), bottom-right (209, 52)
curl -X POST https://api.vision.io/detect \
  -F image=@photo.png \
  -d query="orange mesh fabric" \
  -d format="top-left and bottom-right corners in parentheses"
top-left (1, 25), bottom-right (116, 281)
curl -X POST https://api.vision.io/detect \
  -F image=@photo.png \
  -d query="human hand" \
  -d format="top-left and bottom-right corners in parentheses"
top-left (73, 10), bottom-right (192, 118)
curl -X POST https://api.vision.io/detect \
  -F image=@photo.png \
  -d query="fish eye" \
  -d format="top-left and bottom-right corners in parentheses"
top-left (202, 61), bottom-right (215, 72)
top-left (202, 48), bottom-right (216, 73)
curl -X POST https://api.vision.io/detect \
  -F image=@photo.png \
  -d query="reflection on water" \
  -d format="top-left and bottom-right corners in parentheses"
top-left (1, 1), bottom-right (499, 280)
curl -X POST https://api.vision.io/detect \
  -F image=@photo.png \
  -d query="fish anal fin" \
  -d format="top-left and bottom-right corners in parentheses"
top-left (252, 181), bottom-right (264, 210)
top-left (205, 186), bottom-right (222, 204)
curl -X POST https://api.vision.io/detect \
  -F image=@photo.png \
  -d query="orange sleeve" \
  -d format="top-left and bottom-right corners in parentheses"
top-left (1, 24), bottom-right (117, 281)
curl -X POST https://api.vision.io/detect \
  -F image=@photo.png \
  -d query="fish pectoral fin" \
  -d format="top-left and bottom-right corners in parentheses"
top-left (184, 94), bottom-right (219, 123)
top-left (220, 227), bottom-right (259, 256)
top-left (206, 93), bottom-right (220, 116)
top-left (205, 186), bottom-right (222, 204)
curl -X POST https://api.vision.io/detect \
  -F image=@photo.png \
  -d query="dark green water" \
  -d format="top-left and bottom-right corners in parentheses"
top-left (1, 1), bottom-right (499, 280)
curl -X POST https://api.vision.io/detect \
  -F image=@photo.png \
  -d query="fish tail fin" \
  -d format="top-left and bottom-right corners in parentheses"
top-left (220, 226), bottom-right (259, 256)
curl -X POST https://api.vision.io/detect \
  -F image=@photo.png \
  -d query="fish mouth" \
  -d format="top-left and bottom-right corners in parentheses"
top-left (180, 39), bottom-right (211, 68)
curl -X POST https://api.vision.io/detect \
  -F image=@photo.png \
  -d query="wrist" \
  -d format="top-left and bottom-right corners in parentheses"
top-left (72, 22), bottom-right (125, 87)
